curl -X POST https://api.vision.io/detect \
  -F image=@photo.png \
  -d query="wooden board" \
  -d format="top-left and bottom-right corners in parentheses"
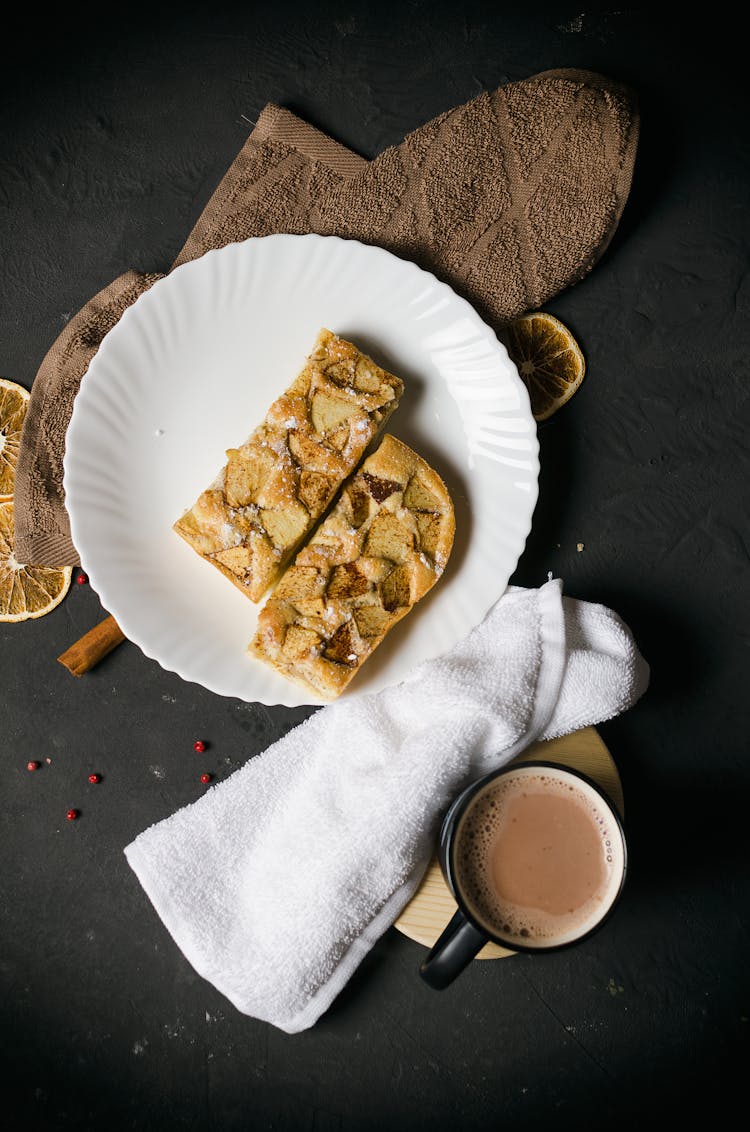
top-left (394, 726), bottom-right (623, 959)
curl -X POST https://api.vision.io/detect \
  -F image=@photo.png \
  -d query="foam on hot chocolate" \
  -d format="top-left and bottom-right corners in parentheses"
top-left (454, 765), bottom-right (625, 949)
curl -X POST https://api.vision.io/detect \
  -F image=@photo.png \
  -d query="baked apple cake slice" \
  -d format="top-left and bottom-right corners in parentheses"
top-left (249, 434), bottom-right (455, 699)
top-left (173, 329), bottom-right (404, 601)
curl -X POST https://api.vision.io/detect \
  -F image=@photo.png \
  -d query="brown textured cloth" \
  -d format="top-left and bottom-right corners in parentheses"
top-left (14, 67), bottom-right (638, 566)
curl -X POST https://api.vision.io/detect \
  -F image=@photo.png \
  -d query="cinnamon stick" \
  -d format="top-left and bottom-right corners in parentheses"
top-left (58, 615), bottom-right (126, 676)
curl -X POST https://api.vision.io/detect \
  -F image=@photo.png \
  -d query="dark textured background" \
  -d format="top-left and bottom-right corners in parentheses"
top-left (2, 4), bottom-right (748, 1129)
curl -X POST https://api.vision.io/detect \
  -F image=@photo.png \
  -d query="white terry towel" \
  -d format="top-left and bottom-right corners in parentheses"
top-left (125, 578), bottom-right (649, 1033)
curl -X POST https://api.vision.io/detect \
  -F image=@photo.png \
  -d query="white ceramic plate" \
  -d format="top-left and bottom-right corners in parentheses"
top-left (64, 234), bottom-right (539, 706)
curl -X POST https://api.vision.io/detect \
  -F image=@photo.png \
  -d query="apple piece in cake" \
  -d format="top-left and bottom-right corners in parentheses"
top-left (173, 329), bottom-right (404, 601)
top-left (248, 434), bottom-right (455, 700)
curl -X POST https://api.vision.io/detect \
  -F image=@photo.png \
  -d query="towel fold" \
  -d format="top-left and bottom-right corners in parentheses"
top-left (125, 579), bottom-right (648, 1034)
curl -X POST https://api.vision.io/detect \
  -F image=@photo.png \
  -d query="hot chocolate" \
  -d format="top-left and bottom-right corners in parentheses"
top-left (453, 764), bottom-right (626, 949)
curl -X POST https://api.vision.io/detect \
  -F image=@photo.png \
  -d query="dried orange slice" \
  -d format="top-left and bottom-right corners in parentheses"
top-left (0, 501), bottom-right (72, 621)
top-left (503, 312), bottom-right (585, 421)
top-left (0, 377), bottom-right (30, 502)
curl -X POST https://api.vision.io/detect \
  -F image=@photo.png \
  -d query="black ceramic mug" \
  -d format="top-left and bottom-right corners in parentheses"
top-left (419, 761), bottom-right (627, 989)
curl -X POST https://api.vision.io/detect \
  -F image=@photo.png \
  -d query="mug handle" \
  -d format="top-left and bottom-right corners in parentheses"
top-left (419, 909), bottom-right (487, 989)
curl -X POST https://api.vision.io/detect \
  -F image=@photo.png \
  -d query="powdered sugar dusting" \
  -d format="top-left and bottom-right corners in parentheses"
top-left (220, 522), bottom-right (243, 549)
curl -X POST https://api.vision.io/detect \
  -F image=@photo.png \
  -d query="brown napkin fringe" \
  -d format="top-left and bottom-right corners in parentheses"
top-left (14, 68), bottom-right (638, 567)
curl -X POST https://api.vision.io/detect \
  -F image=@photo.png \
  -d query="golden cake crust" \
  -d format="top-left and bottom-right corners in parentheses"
top-left (173, 329), bottom-right (404, 601)
top-left (248, 434), bottom-right (455, 699)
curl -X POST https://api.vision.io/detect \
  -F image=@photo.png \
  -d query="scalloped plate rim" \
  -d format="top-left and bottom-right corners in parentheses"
top-left (63, 233), bottom-right (539, 705)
